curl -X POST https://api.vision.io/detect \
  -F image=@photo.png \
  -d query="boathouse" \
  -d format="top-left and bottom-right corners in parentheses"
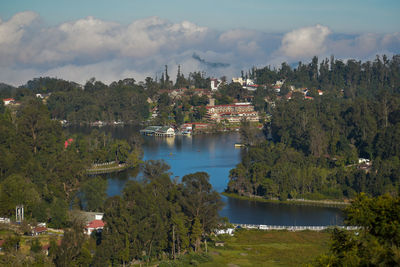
top-left (140, 126), bottom-right (162, 136)
top-left (154, 126), bottom-right (175, 137)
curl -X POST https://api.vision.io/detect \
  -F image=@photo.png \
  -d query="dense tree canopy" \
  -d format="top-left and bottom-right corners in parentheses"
top-left (95, 162), bottom-right (223, 265)
top-left (228, 55), bottom-right (400, 200)
top-left (314, 194), bottom-right (400, 266)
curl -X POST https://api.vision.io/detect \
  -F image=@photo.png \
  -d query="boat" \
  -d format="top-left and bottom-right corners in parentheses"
top-left (234, 143), bottom-right (245, 147)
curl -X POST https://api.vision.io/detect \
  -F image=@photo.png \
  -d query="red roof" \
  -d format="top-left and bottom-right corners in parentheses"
top-left (3, 98), bottom-right (15, 101)
top-left (85, 220), bottom-right (105, 229)
top-left (206, 104), bottom-right (252, 109)
top-left (34, 226), bottom-right (47, 233)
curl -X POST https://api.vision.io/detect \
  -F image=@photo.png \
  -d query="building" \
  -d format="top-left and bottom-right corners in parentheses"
top-left (232, 77), bottom-right (244, 85)
top-left (181, 123), bottom-right (210, 130)
top-left (215, 228), bottom-right (235, 236)
top-left (140, 126), bottom-right (162, 135)
top-left (85, 220), bottom-right (105, 235)
top-left (154, 126), bottom-right (175, 136)
top-left (205, 103), bottom-right (259, 123)
top-left (3, 98), bottom-right (15, 106)
top-left (210, 78), bottom-right (222, 91)
top-left (32, 226), bottom-right (47, 236)
top-left (206, 103), bottom-right (254, 114)
top-left (0, 217), bottom-right (10, 224)
top-left (69, 211), bottom-right (104, 223)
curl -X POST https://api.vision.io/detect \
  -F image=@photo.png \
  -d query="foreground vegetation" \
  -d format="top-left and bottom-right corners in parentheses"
top-left (201, 230), bottom-right (330, 267)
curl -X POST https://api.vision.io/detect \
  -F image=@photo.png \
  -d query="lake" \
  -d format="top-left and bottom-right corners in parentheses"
top-left (72, 126), bottom-right (344, 226)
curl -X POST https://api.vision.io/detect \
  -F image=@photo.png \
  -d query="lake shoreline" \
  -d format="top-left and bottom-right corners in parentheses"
top-left (222, 192), bottom-right (350, 208)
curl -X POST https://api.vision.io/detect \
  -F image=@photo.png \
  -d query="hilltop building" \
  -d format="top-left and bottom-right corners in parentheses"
top-left (210, 78), bottom-right (223, 91)
top-left (205, 103), bottom-right (259, 123)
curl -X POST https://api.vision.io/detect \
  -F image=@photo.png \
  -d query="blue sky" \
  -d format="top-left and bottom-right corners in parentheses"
top-left (1, 0), bottom-right (399, 33)
top-left (0, 0), bottom-right (399, 85)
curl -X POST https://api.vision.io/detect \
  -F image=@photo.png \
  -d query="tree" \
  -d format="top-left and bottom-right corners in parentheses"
top-left (181, 172), bottom-right (223, 234)
top-left (17, 98), bottom-right (63, 155)
top-left (239, 119), bottom-right (263, 146)
top-left (49, 199), bottom-right (68, 229)
top-left (30, 238), bottom-right (42, 253)
top-left (314, 194), bottom-right (400, 266)
top-left (109, 140), bottom-right (130, 163)
top-left (190, 217), bottom-right (202, 252)
top-left (80, 177), bottom-right (107, 211)
top-left (53, 220), bottom-right (86, 267)
top-left (0, 174), bottom-right (40, 217)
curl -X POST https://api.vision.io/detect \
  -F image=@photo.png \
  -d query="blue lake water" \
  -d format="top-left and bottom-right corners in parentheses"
top-left (73, 126), bottom-right (344, 226)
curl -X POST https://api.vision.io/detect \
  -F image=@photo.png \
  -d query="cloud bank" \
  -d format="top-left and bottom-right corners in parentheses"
top-left (0, 12), bottom-right (399, 86)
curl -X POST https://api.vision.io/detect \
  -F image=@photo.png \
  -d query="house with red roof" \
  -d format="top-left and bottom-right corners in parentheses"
top-left (32, 226), bottom-right (47, 236)
top-left (84, 219), bottom-right (105, 235)
top-left (2, 98), bottom-right (15, 106)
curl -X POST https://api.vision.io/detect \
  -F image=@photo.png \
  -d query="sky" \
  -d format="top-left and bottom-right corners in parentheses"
top-left (0, 0), bottom-right (399, 85)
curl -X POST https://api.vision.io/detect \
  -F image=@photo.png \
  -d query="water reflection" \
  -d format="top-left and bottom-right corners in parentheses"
top-left (220, 195), bottom-right (344, 225)
top-left (75, 126), bottom-right (344, 226)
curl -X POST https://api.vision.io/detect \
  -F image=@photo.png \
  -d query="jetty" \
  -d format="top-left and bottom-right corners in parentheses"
top-left (86, 161), bottom-right (128, 174)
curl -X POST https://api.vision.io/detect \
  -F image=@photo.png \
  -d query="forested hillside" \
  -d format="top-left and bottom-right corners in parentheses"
top-left (228, 55), bottom-right (400, 200)
top-left (0, 98), bottom-right (141, 228)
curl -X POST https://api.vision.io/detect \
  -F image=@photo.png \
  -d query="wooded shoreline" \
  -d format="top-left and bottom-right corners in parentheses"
top-left (222, 192), bottom-right (350, 208)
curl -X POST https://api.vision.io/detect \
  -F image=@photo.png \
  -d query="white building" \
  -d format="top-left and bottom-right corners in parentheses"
top-left (84, 220), bottom-right (105, 235)
top-left (215, 228), bottom-right (235, 236)
top-left (2, 98), bottom-right (15, 106)
top-left (232, 77), bottom-right (244, 85)
top-left (210, 78), bottom-right (222, 91)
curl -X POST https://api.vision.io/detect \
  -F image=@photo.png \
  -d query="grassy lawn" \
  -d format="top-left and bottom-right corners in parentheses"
top-left (202, 229), bottom-right (331, 267)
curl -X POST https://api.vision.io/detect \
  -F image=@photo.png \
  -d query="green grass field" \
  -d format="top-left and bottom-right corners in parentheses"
top-left (203, 229), bottom-right (330, 267)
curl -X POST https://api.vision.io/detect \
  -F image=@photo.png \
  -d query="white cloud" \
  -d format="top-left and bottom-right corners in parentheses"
top-left (277, 24), bottom-right (331, 60)
top-left (0, 12), bottom-right (399, 86)
top-left (0, 11), bottom-right (39, 46)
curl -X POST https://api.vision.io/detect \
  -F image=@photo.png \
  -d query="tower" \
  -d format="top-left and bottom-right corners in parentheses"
top-left (16, 205), bottom-right (24, 223)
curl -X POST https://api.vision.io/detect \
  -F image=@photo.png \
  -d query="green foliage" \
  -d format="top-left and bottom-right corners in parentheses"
top-left (0, 174), bottom-right (40, 216)
top-left (94, 162), bottom-right (223, 264)
top-left (80, 177), bottom-right (107, 212)
top-left (46, 77), bottom-right (150, 124)
top-left (53, 221), bottom-right (86, 266)
top-left (2, 234), bottom-right (20, 252)
top-left (314, 194), bottom-right (400, 266)
top-left (189, 71), bottom-right (210, 89)
top-left (159, 253), bottom-right (212, 266)
top-left (229, 55), bottom-right (400, 200)
top-left (49, 199), bottom-right (68, 229)
top-left (190, 217), bottom-right (202, 252)
top-left (30, 238), bottom-right (42, 253)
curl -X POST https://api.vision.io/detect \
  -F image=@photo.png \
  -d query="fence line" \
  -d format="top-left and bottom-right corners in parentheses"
top-left (232, 223), bottom-right (358, 231)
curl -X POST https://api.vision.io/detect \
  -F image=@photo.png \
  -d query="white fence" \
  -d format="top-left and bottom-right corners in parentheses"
top-left (0, 217), bottom-right (10, 224)
top-left (232, 223), bottom-right (358, 231)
